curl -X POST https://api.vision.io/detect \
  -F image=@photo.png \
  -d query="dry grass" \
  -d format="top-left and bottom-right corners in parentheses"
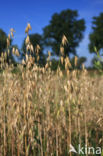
top-left (0, 24), bottom-right (103, 156)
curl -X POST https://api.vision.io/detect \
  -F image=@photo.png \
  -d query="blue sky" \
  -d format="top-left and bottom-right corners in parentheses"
top-left (0, 0), bottom-right (103, 66)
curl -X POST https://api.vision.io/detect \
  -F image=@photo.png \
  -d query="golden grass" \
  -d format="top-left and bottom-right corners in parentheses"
top-left (0, 25), bottom-right (103, 156)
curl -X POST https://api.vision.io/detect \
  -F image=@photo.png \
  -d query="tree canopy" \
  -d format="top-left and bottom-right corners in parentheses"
top-left (0, 29), bottom-right (7, 55)
top-left (89, 13), bottom-right (103, 53)
top-left (43, 9), bottom-right (85, 56)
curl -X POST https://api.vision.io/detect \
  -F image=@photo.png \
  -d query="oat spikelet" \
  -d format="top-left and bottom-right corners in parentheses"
top-left (62, 35), bottom-right (68, 46)
top-left (35, 44), bottom-right (40, 54)
top-left (8, 34), bottom-right (11, 40)
top-left (25, 27), bottom-right (29, 34)
top-left (37, 55), bottom-right (40, 62)
top-left (27, 23), bottom-right (32, 30)
top-left (25, 36), bottom-right (30, 45)
top-left (48, 51), bottom-right (51, 57)
top-left (66, 69), bottom-right (70, 76)
top-left (25, 54), bottom-right (29, 62)
top-left (4, 52), bottom-right (7, 59)
top-left (60, 46), bottom-right (64, 56)
top-left (30, 44), bottom-right (34, 52)
top-left (11, 32), bottom-right (14, 37)
top-left (10, 28), bottom-right (15, 32)
top-left (60, 56), bottom-right (64, 65)
top-left (82, 63), bottom-right (85, 70)
top-left (7, 38), bottom-right (10, 47)
top-left (26, 44), bottom-right (30, 51)
top-left (7, 49), bottom-right (10, 55)
top-left (25, 23), bottom-right (32, 34)
top-left (74, 56), bottom-right (78, 67)
top-left (10, 28), bottom-right (15, 37)
top-left (65, 57), bottom-right (72, 68)
top-left (45, 63), bottom-right (48, 69)
top-left (65, 62), bottom-right (68, 70)
top-left (22, 59), bottom-right (26, 65)
top-left (59, 71), bottom-right (63, 77)
top-left (12, 47), bottom-right (15, 54)
top-left (15, 49), bottom-right (20, 56)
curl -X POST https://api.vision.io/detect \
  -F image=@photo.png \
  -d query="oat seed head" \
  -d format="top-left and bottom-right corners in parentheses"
top-left (62, 35), bottom-right (68, 46)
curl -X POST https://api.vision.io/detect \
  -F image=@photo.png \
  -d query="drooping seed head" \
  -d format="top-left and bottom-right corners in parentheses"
top-left (30, 44), bottom-right (34, 52)
top-left (7, 38), bottom-right (10, 47)
top-left (15, 49), bottom-right (20, 56)
top-left (8, 34), bottom-right (11, 40)
top-left (10, 28), bottom-right (15, 37)
top-left (27, 23), bottom-right (32, 30)
top-left (25, 35), bottom-right (30, 45)
top-left (62, 35), bottom-right (68, 46)
top-left (60, 46), bottom-right (64, 56)
top-left (60, 56), bottom-right (64, 65)
top-left (12, 47), bottom-right (15, 54)
top-left (25, 27), bottom-right (29, 34)
top-left (74, 56), bottom-right (78, 67)
top-left (35, 44), bottom-right (40, 54)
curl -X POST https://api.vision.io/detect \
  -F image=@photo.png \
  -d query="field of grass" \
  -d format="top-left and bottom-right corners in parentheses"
top-left (0, 60), bottom-right (103, 156)
top-left (0, 25), bottom-right (103, 156)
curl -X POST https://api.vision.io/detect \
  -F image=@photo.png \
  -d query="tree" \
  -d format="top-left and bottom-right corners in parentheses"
top-left (89, 13), bottom-right (103, 53)
top-left (43, 9), bottom-right (85, 56)
top-left (0, 29), bottom-right (16, 65)
top-left (0, 29), bottom-right (7, 55)
top-left (22, 33), bottom-right (46, 65)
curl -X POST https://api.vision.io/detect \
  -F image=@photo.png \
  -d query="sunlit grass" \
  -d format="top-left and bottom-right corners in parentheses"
top-left (0, 24), bottom-right (103, 156)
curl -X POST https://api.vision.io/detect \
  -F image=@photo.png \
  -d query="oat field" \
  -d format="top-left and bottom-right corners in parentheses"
top-left (0, 24), bottom-right (103, 156)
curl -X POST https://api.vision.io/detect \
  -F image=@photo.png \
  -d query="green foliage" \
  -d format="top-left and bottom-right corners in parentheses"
top-left (101, 150), bottom-right (103, 156)
top-left (50, 59), bottom-right (64, 71)
top-left (0, 29), bottom-right (7, 55)
top-left (93, 47), bottom-right (103, 73)
top-left (89, 13), bottom-right (103, 53)
top-left (43, 9), bottom-right (85, 56)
